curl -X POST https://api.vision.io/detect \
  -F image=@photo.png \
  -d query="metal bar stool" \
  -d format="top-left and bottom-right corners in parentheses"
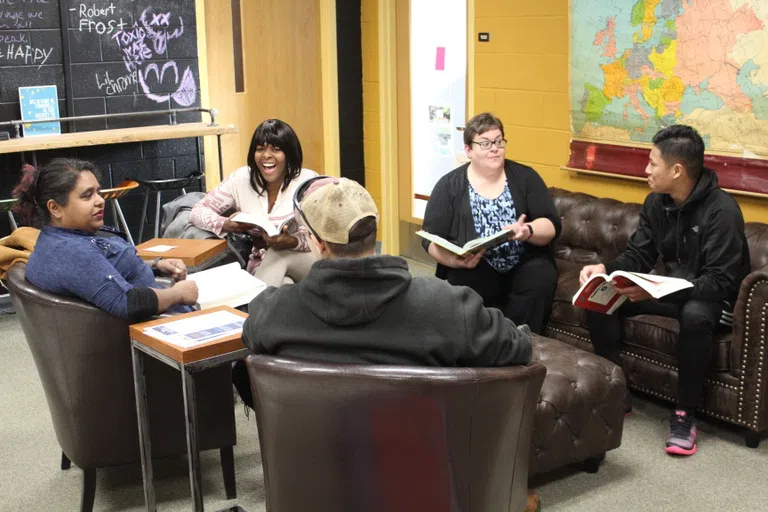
top-left (0, 198), bottom-right (20, 313)
top-left (100, 180), bottom-right (140, 245)
top-left (0, 198), bottom-right (19, 231)
top-left (135, 172), bottom-right (204, 243)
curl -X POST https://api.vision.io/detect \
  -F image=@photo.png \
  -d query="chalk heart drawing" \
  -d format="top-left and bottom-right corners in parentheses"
top-left (139, 61), bottom-right (196, 107)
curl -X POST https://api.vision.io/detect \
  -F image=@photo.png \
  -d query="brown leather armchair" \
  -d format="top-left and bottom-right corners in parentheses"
top-left (546, 187), bottom-right (768, 447)
top-left (6, 263), bottom-right (238, 512)
top-left (246, 355), bottom-right (547, 512)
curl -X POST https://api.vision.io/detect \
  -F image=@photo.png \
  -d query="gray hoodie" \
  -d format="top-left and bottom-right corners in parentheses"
top-left (242, 255), bottom-right (531, 367)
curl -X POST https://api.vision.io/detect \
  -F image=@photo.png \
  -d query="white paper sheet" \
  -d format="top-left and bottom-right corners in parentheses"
top-left (187, 262), bottom-right (267, 309)
top-left (144, 245), bottom-right (177, 253)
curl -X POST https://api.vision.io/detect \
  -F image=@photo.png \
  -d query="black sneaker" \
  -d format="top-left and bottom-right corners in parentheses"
top-left (665, 409), bottom-right (698, 456)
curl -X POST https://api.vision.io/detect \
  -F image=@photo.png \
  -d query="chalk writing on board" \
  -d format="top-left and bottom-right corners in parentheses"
top-left (70, 2), bottom-right (127, 34)
top-left (112, 24), bottom-right (153, 71)
top-left (0, 44), bottom-right (53, 69)
top-left (95, 70), bottom-right (138, 96)
top-left (0, 33), bottom-right (29, 45)
top-left (110, 8), bottom-right (197, 107)
top-left (0, 8), bottom-right (45, 30)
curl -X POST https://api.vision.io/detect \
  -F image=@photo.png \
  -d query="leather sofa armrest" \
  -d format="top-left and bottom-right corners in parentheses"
top-left (730, 266), bottom-right (768, 431)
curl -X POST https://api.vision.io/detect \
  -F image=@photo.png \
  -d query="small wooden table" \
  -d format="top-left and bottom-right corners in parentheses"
top-left (136, 238), bottom-right (229, 273)
top-left (130, 306), bottom-right (250, 512)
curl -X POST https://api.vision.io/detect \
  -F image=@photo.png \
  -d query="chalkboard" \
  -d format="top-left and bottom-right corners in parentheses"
top-left (0, 0), bottom-right (204, 239)
top-left (0, 0), bottom-right (200, 132)
top-left (0, 0), bottom-right (64, 125)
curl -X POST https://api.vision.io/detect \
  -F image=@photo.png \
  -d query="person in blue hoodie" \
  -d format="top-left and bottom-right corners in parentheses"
top-left (242, 176), bottom-right (532, 368)
top-left (15, 158), bottom-right (198, 322)
top-left (579, 125), bottom-right (750, 457)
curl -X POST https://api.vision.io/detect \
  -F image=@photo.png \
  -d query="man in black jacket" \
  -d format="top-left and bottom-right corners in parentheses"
top-left (242, 176), bottom-right (532, 368)
top-left (579, 125), bottom-right (750, 457)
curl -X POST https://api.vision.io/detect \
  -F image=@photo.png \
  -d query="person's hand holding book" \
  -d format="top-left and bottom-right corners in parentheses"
top-left (579, 263), bottom-right (606, 286)
top-left (579, 263), bottom-right (653, 302)
top-left (453, 249), bottom-right (485, 269)
top-left (428, 242), bottom-right (485, 269)
top-left (263, 225), bottom-right (299, 251)
top-left (614, 285), bottom-right (653, 302)
top-left (223, 212), bottom-right (253, 234)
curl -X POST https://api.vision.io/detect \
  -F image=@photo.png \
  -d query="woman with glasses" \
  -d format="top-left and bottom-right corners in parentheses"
top-left (190, 119), bottom-right (317, 287)
top-left (422, 112), bottom-right (561, 334)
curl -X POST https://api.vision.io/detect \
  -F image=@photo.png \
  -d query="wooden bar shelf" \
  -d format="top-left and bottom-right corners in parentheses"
top-left (0, 123), bottom-right (237, 155)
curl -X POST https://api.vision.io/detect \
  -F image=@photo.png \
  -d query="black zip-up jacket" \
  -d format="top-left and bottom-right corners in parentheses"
top-left (604, 168), bottom-right (750, 305)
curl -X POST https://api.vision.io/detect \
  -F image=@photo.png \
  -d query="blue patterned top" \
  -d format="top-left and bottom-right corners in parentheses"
top-left (468, 182), bottom-right (523, 272)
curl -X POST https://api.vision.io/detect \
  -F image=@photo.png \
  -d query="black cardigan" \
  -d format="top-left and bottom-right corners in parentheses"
top-left (422, 160), bottom-right (562, 279)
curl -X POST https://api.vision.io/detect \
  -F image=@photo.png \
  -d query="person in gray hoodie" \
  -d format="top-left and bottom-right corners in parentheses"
top-left (241, 176), bottom-right (532, 368)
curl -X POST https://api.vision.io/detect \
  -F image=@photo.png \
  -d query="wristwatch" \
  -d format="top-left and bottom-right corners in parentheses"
top-left (525, 223), bottom-right (534, 240)
top-left (150, 257), bottom-right (163, 270)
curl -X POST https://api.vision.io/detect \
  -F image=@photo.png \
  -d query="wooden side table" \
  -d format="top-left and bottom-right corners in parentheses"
top-left (129, 306), bottom-right (250, 512)
top-left (136, 238), bottom-right (229, 273)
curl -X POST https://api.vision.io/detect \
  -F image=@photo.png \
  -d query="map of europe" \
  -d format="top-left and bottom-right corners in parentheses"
top-left (571, 0), bottom-right (768, 157)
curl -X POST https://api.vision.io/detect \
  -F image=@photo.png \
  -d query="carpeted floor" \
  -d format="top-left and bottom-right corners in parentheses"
top-left (2, 258), bottom-right (767, 511)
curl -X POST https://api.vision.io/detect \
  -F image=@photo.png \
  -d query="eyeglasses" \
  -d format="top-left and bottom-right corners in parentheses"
top-left (293, 175), bottom-right (333, 241)
top-left (471, 138), bottom-right (507, 150)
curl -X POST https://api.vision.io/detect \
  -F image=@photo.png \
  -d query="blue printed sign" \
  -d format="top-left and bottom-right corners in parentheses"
top-left (19, 86), bottom-right (61, 137)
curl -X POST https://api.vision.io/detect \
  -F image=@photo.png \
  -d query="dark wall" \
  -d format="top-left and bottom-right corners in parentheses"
top-left (335, 0), bottom-right (364, 185)
top-left (0, 0), bottom-right (203, 241)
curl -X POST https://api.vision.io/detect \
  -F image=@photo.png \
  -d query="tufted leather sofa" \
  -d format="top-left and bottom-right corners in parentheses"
top-left (545, 187), bottom-right (768, 447)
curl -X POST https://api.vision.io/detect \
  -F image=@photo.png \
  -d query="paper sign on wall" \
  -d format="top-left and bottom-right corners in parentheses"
top-left (435, 47), bottom-right (446, 70)
top-left (19, 85), bottom-right (61, 137)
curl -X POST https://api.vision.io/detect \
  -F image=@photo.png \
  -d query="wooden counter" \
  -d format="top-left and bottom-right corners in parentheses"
top-left (0, 123), bottom-right (237, 154)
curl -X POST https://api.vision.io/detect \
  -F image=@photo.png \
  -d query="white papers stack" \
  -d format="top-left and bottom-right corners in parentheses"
top-left (187, 262), bottom-right (267, 309)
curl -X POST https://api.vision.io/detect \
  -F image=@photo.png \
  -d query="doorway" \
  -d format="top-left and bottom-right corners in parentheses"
top-left (201, 0), bottom-right (329, 184)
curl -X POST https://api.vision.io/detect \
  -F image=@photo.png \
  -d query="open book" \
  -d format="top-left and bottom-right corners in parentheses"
top-left (572, 271), bottom-right (693, 314)
top-left (416, 228), bottom-right (512, 257)
top-left (230, 212), bottom-right (294, 237)
top-left (187, 262), bottom-right (267, 309)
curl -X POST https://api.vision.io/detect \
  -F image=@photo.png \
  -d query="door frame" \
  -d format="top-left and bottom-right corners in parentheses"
top-left (378, 0), bottom-right (475, 253)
